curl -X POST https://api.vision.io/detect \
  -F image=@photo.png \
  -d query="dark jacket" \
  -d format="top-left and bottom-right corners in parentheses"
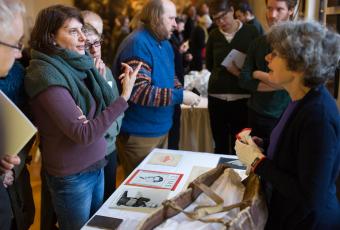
top-left (239, 35), bottom-right (290, 118)
top-left (206, 24), bottom-right (259, 94)
top-left (247, 18), bottom-right (264, 35)
top-left (189, 25), bottom-right (206, 71)
top-left (0, 62), bottom-right (35, 230)
top-left (256, 85), bottom-right (340, 230)
top-left (0, 183), bottom-right (11, 230)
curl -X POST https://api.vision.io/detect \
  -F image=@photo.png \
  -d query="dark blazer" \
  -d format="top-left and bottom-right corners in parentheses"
top-left (256, 85), bottom-right (340, 230)
top-left (0, 183), bottom-right (11, 230)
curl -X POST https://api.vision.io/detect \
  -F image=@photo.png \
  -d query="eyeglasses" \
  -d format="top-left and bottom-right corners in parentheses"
top-left (212, 11), bottom-right (228, 23)
top-left (0, 40), bottom-right (24, 51)
top-left (85, 40), bottom-right (102, 50)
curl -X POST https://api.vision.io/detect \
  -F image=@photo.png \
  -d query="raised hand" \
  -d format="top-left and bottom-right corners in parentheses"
top-left (119, 62), bottom-right (142, 101)
top-left (94, 58), bottom-right (107, 79)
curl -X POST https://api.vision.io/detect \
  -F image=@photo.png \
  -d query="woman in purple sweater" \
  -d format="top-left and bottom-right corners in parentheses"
top-left (24, 5), bottom-right (141, 229)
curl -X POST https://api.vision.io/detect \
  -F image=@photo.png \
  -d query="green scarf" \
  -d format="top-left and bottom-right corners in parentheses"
top-left (25, 48), bottom-right (114, 117)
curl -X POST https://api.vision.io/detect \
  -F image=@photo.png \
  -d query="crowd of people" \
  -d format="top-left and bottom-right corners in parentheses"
top-left (0, 0), bottom-right (339, 229)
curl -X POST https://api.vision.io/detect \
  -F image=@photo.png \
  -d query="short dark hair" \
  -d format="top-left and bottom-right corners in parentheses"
top-left (265, 0), bottom-right (297, 10)
top-left (235, 2), bottom-right (253, 14)
top-left (208, 0), bottom-right (233, 16)
top-left (29, 5), bottom-right (84, 55)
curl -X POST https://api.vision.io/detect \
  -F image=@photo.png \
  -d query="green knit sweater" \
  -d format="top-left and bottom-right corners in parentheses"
top-left (206, 24), bottom-right (259, 94)
top-left (25, 49), bottom-right (115, 117)
top-left (239, 35), bottom-right (290, 118)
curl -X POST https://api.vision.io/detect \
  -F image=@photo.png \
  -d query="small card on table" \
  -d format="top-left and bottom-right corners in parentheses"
top-left (125, 169), bottom-right (183, 191)
top-left (147, 152), bottom-right (182, 167)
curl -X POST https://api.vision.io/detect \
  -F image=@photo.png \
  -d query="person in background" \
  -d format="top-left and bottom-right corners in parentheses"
top-left (111, 15), bottom-right (130, 60)
top-left (206, 0), bottom-right (259, 154)
top-left (25, 5), bottom-right (140, 229)
top-left (198, 2), bottom-right (213, 32)
top-left (183, 4), bottom-right (197, 41)
top-left (239, 0), bottom-right (296, 142)
top-left (189, 15), bottom-right (210, 71)
top-left (81, 10), bottom-right (103, 35)
top-left (0, 0), bottom-right (25, 229)
top-left (235, 20), bottom-right (340, 230)
top-left (168, 17), bottom-right (190, 150)
top-left (113, 0), bottom-right (200, 176)
top-left (1, 62), bottom-right (35, 230)
top-left (234, 2), bottom-right (264, 35)
top-left (82, 20), bottom-right (124, 200)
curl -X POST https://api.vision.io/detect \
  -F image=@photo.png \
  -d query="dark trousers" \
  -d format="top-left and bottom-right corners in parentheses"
top-left (8, 165), bottom-right (35, 230)
top-left (168, 105), bottom-right (181, 150)
top-left (0, 183), bottom-right (11, 230)
top-left (208, 96), bottom-right (248, 154)
top-left (40, 170), bottom-right (58, 230)
top-left (247, 108), bottom-right (279, 140)
top-left (104, 151), bottom-right (117, 201)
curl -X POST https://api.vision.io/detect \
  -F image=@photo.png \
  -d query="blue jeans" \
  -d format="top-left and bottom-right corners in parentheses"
top-left (45, 168), bottom-right (104, 230)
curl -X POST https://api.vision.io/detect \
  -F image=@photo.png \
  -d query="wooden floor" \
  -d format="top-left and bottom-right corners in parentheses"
top-left (27, 159), bottom-right (125, 230)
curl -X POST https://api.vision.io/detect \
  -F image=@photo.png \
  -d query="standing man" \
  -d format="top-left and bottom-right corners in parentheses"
top-left (113, 0), bottom-right (200, 175)
top-left (0, 0), bottom-right (25, 229)
top-left (239, 0), bottom-right (297, 141)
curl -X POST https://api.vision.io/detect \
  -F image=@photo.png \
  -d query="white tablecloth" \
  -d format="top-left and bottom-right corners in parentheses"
top-left (82, 149), bottom-right (243, 230)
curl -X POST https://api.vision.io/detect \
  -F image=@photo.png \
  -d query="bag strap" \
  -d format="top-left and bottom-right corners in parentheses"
top-left (163, 180), bottom-right (251, 225)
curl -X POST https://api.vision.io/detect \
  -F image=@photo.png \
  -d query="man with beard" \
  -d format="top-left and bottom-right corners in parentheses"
top-left (239, 0), bottom-right (297, 142)
top-left (113, 0), bottom-right (200, 176)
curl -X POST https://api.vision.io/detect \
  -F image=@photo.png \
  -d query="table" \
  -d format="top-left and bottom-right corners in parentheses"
top-left (82, 149), bottom-right (244, 230)
top-left (179, 97), bottom-right (214, 153)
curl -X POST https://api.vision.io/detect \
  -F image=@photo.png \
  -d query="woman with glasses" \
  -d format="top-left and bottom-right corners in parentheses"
top-left (24, 5), bottom-right (141, 229)
top-left (235, 21), bottom-right (340, 229)
top-left (206, 0), bottom-right (259, 154)
top-left (83, 21), bottom-right (124, 201)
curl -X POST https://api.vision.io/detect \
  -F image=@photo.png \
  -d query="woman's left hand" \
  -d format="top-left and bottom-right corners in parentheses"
top-left (234, 139), bottom-right (265, 167)
top-left (94, 58), bottom-right (106, 79)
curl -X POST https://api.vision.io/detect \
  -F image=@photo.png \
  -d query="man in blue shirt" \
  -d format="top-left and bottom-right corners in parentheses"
top-left (113, 0), bottom-right (200, 175)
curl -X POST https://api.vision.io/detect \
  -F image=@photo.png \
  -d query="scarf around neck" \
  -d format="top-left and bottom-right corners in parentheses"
top-left (25, 48), bottom-right (114, 117)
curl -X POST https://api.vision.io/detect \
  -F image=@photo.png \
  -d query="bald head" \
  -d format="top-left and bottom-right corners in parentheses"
top-left (81, 10), bottom-right (103, 35)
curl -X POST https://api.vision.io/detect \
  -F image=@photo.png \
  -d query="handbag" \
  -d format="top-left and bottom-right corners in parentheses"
top-left (139, 164), bottom-right (267, 230)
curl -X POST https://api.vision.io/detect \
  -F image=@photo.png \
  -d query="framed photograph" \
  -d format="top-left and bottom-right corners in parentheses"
top-left (125, 169), bottom-right (183, 191)
top-left (110, 188), bottom-right (170, 212)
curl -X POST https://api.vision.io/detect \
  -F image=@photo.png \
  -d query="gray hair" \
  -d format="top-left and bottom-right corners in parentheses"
top-left (0, 0), bottom-right (25, 38)
top-left (267, 20), bottom-right (340, 88)
top-left (83, 23), bottom-right (100, 37)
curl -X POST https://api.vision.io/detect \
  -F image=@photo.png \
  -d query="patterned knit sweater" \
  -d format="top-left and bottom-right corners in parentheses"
top-left (113, 26), bottom-right (183, 137)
